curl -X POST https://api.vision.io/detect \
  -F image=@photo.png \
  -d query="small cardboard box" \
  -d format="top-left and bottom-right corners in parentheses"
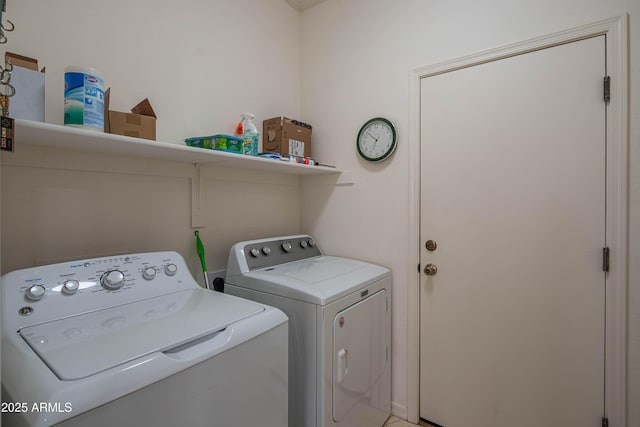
top-left (5, 52), bottom-right (45, 121)
top-left (104, 88), bottom-right (156, 140)
top-left (263, 116), bottom-right (312, 158)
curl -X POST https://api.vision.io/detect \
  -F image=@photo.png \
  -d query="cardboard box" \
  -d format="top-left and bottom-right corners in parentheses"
top-left (263, 116), bottom-right (312, 158)
top-left (104, 88), bottom-right (156, 140)
top-left (4, 52), bottom-right (45, 121)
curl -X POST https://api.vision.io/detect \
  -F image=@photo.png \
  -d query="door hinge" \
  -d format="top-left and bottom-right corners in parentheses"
top-left (417, 263), bottom-right (421, 273)
top-left (603, 76), bottom-right (611, 103)
top-left (603, 247), bottom-right (610, 272)
top-left (602, 416), bottom-right (609, 427)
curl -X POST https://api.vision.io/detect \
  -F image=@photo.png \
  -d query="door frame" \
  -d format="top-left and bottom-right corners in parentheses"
top-left (406, 15), bottom-right (628, 426)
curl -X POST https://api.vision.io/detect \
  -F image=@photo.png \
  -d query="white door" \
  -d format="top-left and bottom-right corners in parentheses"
top-left (333, 290), bottom-right (388, 423)
top-left (419, 36), bottom-right (606, 427)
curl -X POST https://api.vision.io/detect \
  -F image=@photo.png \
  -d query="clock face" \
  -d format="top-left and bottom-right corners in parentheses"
top-left (357, 118), bottom-right (397, 162)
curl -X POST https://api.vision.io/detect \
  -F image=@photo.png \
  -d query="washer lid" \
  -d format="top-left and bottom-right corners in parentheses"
top-left (239, 256), bottom-right (390, 305)
top-left (19, 289), bottom-right (263, 380)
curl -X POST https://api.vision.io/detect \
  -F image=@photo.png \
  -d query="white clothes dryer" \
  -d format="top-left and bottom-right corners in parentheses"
top-left (1, 251), bottom-right (288, 427)
top-left (225, 235), bottom-right (391, 427)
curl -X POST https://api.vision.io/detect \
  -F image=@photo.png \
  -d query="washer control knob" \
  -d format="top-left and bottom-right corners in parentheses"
top-left (262, 246), bottom-right (271, 255)
top-left (250, 248), bottom-right (260, 258)
top-left (25, 284), bottom-right (46, 301)
top-left (101, 270), bottom-right (125, 290)
top-left (300, 240), bottom-right (308, 249)
top-left (164, 263), bottom-right (178, 276)
top-left (281, 242), bottom-right (293, 253)
top-left (142, 267), bottom-right (157, 280)
top-left (307, 239), bottom-right (316, 247)
top-left (62, 280), bottom-right (80, 295)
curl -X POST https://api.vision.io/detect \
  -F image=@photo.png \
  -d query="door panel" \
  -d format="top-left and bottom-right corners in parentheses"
top-left (333, 290), bottom-right (387, 422)
top-left (419, 36), bottom-right (606, 427)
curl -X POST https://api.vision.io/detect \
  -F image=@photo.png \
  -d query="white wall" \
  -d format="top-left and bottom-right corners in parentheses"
top-left (0, 0), bottom-right (305, 274)
top-left (3, 0), bottom-right (301, 143)
top-left (300, 0), bottom-right (639, 424)
top-left (1, 145), bottom-right (303, 278)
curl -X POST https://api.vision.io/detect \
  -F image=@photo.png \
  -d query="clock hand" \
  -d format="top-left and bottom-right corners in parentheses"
top-left (365, 131), bottom-right (379, 142)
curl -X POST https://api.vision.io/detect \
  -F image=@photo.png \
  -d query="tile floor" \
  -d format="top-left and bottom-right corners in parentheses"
top-left (384, 416), bottom-right (420, 426)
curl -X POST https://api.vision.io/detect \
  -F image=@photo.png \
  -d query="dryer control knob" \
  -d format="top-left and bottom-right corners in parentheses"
top-left (281, 242), bottom-right (292, 253)
top-left (262, 246), bottom-right (271, 255)
top-left (300, 240), bottom-right (308, 249)
top-left (250, 248), bottom-right (260, 257)
top-left (164, 264), bottom-right (178, 276)
top-left (142, 267), bottom-right (157, 280)
top-left (25, 284), bottom-right (46, 301)
top-left (102, 270), bottom-right (125, 290)
top-left (62, 280), bottom-right (80, 295)
top-left (307, 239), bottom-right (316, 247)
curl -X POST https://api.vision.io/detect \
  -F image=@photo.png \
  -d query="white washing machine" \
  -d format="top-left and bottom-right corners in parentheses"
top-left (1, 251), bottom-right (288, 427)
top-left (225, 235), bottom-right (391, 427)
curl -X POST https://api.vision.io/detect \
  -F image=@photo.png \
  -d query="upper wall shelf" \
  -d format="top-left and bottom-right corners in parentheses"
top-left (13, 119), bottom-right (341, 176)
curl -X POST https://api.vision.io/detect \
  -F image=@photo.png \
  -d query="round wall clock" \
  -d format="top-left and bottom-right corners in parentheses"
top-left (356, 117), bottom-right (397, 162)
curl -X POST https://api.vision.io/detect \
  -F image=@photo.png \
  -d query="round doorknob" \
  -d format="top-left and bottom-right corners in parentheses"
top-left (424, 263), bottom-right (438, 276)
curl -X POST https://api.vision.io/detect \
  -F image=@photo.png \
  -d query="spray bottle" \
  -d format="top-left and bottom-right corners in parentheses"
top-left (235, 112), bottom-right (259, 156)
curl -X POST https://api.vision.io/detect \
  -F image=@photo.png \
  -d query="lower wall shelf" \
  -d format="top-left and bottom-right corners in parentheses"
top-left (12, 119), bottom-right (342, 176)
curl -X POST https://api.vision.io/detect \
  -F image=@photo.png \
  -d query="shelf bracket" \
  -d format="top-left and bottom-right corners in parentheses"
top-left (191, 163), bottom-right (206, 228)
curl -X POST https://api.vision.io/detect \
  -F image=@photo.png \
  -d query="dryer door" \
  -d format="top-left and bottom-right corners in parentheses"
top-left (333, 289), bottom-right (388, 422)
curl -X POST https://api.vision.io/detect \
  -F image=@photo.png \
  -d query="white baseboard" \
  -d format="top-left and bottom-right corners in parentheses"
top-left (391, 401), bottom-right (408, 420)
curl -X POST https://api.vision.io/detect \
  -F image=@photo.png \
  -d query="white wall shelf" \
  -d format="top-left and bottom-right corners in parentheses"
top-left (14, 119), bottom-right (341, 176)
